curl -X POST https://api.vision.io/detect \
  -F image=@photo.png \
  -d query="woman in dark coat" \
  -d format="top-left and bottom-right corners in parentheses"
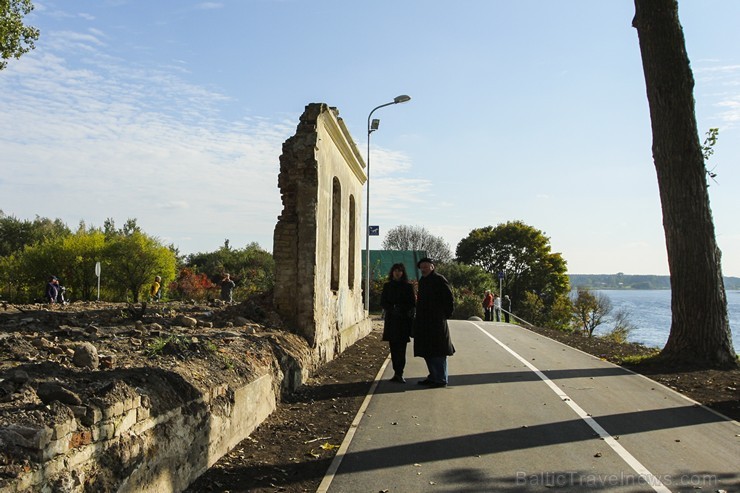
top-left (413, 258), bottom-right (455, 387)
top-left (380, 263), bottom-right (416, 383)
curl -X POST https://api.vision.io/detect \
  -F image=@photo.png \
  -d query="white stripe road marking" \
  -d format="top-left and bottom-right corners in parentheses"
top-left (315, 354), bottom-right (392, 493)
top-left (473, 322), bottom-right (671, 493)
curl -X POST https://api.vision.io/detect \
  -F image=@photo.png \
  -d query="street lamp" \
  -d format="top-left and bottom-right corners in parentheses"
top-left (365, 94), bottom-right (411, 311)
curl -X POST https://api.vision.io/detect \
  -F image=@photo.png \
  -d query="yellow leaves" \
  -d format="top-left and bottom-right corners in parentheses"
top-left (305, 440), bottom-right (339, 458)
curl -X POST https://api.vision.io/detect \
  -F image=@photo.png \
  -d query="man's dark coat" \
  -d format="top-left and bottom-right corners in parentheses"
top-left (413, 270), bottom-right (455, 357)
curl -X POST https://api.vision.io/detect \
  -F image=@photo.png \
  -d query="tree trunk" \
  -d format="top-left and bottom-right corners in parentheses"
top-left (632, 0), bottom-right (736, 368)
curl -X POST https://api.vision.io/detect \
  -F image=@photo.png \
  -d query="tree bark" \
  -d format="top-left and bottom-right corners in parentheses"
top-left (632, 0), bottom-right (736, 368)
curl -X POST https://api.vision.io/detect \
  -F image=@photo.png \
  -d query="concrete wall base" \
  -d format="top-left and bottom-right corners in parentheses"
top-left (0, 323), bottom-right (375, 493)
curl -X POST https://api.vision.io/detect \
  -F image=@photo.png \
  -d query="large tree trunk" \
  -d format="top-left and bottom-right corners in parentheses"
top-left (632, 0), bottom-right (736, 368)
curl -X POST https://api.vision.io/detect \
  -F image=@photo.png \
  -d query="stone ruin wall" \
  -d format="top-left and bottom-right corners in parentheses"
top-left (273, 103), bottom-right (372, 363)
top-left (0, 103), bottom-right (372, 493)
top-left (0, 331), bottom-right (314, 493)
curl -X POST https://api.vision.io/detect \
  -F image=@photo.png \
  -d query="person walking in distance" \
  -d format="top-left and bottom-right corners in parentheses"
top-left (503, 294), bottom-right (511, 323)
top-left (150, 276), bottom-right (162, 301)
top-left (380, 263), bottom-right (416, 383)
top-left (413, 258), bottom-right (455, 388)
top-left (220, 273), bottom-right (235, 303)
top-left (45, 276), bottom-right (58, 304)
top-left (493, 293), bottom-right (502, 322)
top-left (482, 290), bottom-right (493, 321)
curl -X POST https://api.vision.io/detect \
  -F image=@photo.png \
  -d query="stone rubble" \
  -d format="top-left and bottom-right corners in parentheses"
top-left (0, 298), bottom-right (317, 493)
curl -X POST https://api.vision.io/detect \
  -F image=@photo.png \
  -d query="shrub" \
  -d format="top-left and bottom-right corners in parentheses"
top-left (169, 267), bottom-right (216, 301)
top-left (451, 287), bottom-right (484, 320)
top-left (602, 308), bottom-right (635, 343)
top-left (517, 291), bottom-right (547, 327)
top-left (546, 293), bottom-right (574, 331)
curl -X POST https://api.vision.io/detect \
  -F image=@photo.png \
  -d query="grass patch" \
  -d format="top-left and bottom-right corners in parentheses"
top-left (620, 351), bottom-right (662, 366)
top-left (145, 334), bottom-right (189, 358)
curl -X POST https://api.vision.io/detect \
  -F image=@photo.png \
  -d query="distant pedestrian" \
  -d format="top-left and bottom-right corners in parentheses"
top-left (503, 295), bottom-right (511, 323)
top-left (220, 273), bottom-right (235, 303)
top-left (482, 290), bottom-right (493, 321)
top-left (493, 293), bottom-right (502, 322)
top-left (380, 263), bottom-right (416, 383)
top-left (413, 258), bottom-right (455, 388)
top-left (150, 276), bottom-right (162, 301)
top-left (45, 276), bottom-right (58, 304)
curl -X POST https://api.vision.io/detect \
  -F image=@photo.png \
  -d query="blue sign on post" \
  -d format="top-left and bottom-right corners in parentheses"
top-left (369, 226), bottom-right (380, 236)
top-left (498, 271), bottom-right (505, 279)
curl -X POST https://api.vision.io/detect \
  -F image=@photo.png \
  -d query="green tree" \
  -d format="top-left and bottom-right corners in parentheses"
top-left (517, 291), bottom-right (547, 327)
top-left (0, 253), bottom-right (23, 301)
top-left (58, 228), bottom-right (107, 301)
top-left (1, 217), bottom-right (177, 303)
top-left (186, 241), bottom-right (274, 300)
top-left (572, 289), bottom-right (612, 337)
top-left (382, 225), bottom-right (453, 263)
top-left (106, 232), bottom-right (177, 302)
top-left (0, 211), bottom-right (70, 258)
top-left (548, 293), bottom-right (575, 331)
top-left (10, 236), bottom-right (67, 301)
top-left (633, 0), bottom-right (736, 367)
top-left (455, 221), bottom-right (570, 314)
top-left (450, 287), bottom-right (483, 320)
top-left (0, 0), bottom-right (39, 70)
top-left (437, 262), bottom-right (495, 300)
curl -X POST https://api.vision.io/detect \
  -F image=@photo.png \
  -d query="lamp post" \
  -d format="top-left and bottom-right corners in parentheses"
top-left (365, 94), bottom-right (411, 311)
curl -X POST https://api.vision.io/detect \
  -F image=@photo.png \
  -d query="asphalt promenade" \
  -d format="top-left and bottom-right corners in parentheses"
top-left (317, 320), bottom-right (739, 493)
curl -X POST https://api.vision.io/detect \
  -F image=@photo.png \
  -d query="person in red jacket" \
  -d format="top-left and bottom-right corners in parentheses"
top-left (482, 290), bottom-right (493, 321)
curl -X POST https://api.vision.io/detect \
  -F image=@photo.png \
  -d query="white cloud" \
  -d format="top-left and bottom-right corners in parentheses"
top-left (0, 28), bottom-right (432, 255)
top-left (0, 37), bottom-right (292, 253)
top-left (196, 2), bottom-right (224, 10)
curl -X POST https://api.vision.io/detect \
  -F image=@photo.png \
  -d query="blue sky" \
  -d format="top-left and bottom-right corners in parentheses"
top-left (2, 1), bottom-right (740, 276)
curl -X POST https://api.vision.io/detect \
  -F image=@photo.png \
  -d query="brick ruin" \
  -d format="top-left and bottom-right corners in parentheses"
top-left (273, 103), bottom-right (373, 362)
top-left (0, 103), bottom-right (372, 493)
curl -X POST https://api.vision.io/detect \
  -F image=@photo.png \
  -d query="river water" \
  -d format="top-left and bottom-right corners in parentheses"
top-left (591, 289), bottom-right (740, 351)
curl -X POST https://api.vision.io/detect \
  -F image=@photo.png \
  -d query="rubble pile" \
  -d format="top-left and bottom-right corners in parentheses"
top-left (0, 299), bottom-right (312, 492)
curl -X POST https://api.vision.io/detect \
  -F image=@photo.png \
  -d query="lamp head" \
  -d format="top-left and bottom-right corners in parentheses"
top-left (394, 95), bottom-right (411, 104)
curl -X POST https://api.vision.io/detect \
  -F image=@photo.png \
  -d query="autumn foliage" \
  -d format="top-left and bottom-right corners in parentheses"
top-left (168, 268), bottom-right (216, 301)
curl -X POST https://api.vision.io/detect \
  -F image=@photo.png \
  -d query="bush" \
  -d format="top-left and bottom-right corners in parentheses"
top-left (367, 277), bottom-right (386, 312)
top-left (451, 287), bottom-right (484, 320)
top-left (437, 262), bottom-right (495, 297)
top-left (547, 293), bottom-right (574, 331)
top-left (602, 308), bottom-right (635, 343)
top-left (517, 291), bottom-right (547, 327)
top-left (168, 267), bottom-right (216, 301)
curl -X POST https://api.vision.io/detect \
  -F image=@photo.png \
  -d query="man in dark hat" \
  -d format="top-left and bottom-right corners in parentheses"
top-left (413, 258), bottom-right (455, 387)
top-left (45, 276), bottom-right (58, 304)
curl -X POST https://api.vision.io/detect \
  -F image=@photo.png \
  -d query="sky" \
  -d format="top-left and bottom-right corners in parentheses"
top-left (2, 1), bottom-right (740, 277)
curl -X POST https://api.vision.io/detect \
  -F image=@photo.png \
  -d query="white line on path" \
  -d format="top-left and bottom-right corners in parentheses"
top-left (472, 322), bottom-right (671, 493)
top-left (315, 354), bottom-right (392, 493)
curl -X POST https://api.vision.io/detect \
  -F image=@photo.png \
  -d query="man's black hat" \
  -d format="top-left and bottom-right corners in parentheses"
top-left (417, 257), bottom-right (434, 268)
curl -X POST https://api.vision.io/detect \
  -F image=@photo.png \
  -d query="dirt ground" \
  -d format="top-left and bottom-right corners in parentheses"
top-left (188, 318), bottom-right (739, 493)
top-left (1, 303), bottom-right (738, 493)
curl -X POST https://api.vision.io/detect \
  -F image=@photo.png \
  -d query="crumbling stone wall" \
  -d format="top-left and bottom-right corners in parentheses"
top-left (273, 103), bottom-right (372, 362)
top-left (0, 324), bottom-right (314, 493)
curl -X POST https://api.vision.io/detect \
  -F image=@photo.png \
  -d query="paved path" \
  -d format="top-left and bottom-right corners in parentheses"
top-left (318, 320), bottom-right (739, 492)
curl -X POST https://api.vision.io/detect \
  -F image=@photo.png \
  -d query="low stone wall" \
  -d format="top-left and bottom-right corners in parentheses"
top-left (0, 334), bottom-right (321, 493)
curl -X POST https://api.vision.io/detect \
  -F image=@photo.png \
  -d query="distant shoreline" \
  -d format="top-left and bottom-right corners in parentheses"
top-left (568, 274), bottom-right (740, 291)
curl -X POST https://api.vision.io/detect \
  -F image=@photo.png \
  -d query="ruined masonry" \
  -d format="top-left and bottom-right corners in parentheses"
top-left (0, 102), bottom-right (372, 493)
top-left (273, 103), bottom-right (373, 361)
